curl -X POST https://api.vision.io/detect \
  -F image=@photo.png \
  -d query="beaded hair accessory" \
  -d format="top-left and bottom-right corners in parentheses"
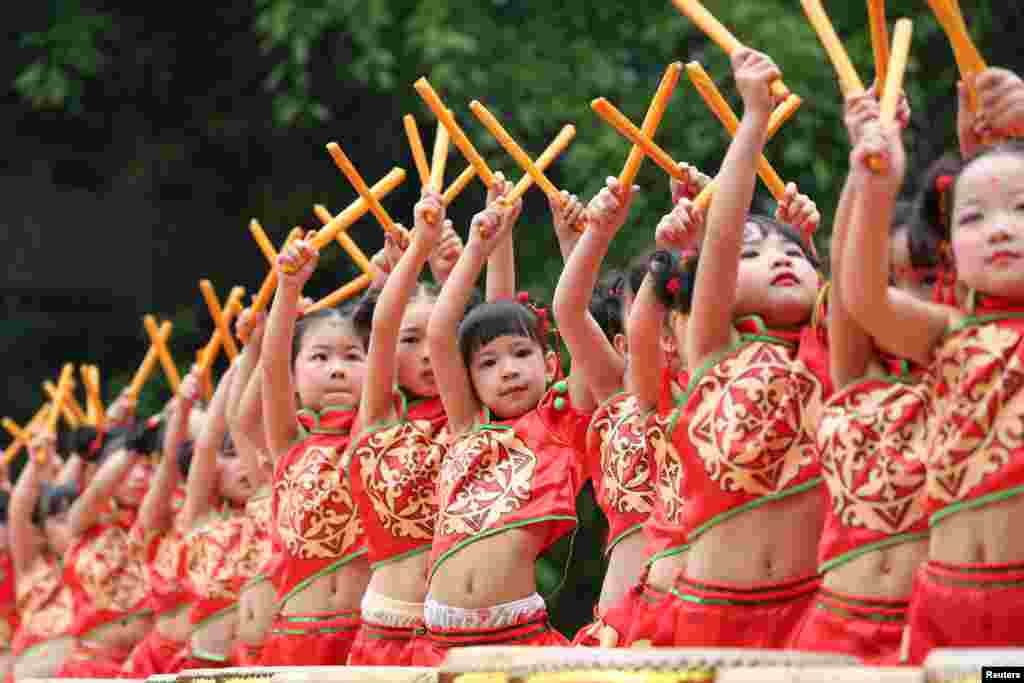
top-left (514, 291), bottom-right (563, 380)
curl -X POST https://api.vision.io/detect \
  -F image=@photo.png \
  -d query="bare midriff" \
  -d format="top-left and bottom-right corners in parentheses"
top-left (281, 557), bottom-right (371, 615)
top-left (930, 493), bottom-right (1024, 565)
top-left (428, 528), bottom-right (542, 608)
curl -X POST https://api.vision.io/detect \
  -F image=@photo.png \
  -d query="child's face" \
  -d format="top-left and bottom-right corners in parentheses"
top-left (889, 226), bottom-right (939, 302)
top-left (115, 458), bottom-right (153, 507)
top-left (217, 450), bottom-right (255, 505)
top-left (733, 224), bottom-right (818, 327)
top-left (294, 318), bottom-right (367, 411)
top-left (951, 153), bottom-right (1024, 298)
top-left (395, 298), bottom-right (438, 399)
top-left (469, 334), bottom-right (551, 420)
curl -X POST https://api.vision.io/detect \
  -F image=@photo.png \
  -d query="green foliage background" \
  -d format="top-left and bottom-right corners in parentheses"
top-left (7, 0), bottom-right (1021, 635)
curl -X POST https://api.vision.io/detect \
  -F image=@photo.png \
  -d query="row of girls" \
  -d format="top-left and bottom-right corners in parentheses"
top-left (2, 47), bottom-right (1024, 681)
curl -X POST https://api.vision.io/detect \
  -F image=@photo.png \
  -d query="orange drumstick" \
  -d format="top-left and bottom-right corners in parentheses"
top-left (325, 143), bottom-right (404, 241)
top-left (403, 114), bottom-right (432, 186)
top-left (671, 0), bottom-right (790, 99)
top-left (869, 19), bottom-right (913, 173)
top-left (43, 380), bottom-right (85, 427)
top-left (304, 273), bottom-right (375, 315)
top-left (506, 125), bottom-right (577, 203)
top-left (414, 78), bottom-right (497, 188)
top-left (199, 280), bottom-right (241, 361)
top-left (312, 205), bottom-right (374, 275)
top-left (80, 365), bottom-right (102, 427)
top-left (430, 121), bottom-right (450, 193)
top-left (247, 228), bottom-right (304, 324)
top-left (127, 321), bottom-right (172, 399)
top-left (442, 165), bottom-right (478, 206)
top-left (800, 0), bottom-right (867, 98)
top-left (143, 315), bottom-right (181, 393)
top-left (249, 220), bottom-right (278, 268)
top-left (201, 286), bottom-right (245, 372)
top-left (868, 0), bottom-right (890, 95)
top-left (926, 0), bottom-right (987, 111)
top-left (311, 168), bottom-right (406, 252)
top-left (44, 364), bottom-right (75, 439)
top-left (1, 404), bottom-right (50, 465)
top-left (619, 62), bottom-right (683, 189)
top-left (591, 98), bottom-right (689, 181)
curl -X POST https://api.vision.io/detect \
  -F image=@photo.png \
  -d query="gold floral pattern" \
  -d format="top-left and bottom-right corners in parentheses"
top-left (649, 412), bottom-right (685, 525)
top-left (687, 341), bottom-right (824, 496)
top-left (74, 527), bottom-right (147, 613)
top-left (355, 423), bottom-right (443, 541)
top-left (17, 557), bottom-right (72, 641)
top-left (928, 323), bottom-right (1024, 504)
top-left (237, 494), bottom-right (274, 579)
top-left (275, 444), bottom-right (362, 559)
top-left (438, 428), bottom-right (536, 536)
top-left (591, 395), bottom-right (655, 515)
top-left (818, 381), bottom-right (931, 533)
top-left (183, 515), bottom-right (245, 600)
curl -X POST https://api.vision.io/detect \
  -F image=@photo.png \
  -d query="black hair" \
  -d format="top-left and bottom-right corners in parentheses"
top-left (0, 490), bottom-right (9, 525)
top-left (125, 418), bottom-right (162, 456)
top-left (457, 298), bottom-right (548, 368)
top-left (351, 280), bottom-right (443, 348)
top-left (176, 439), bottom-right (194, 479)
top-left (588, 271), bottom-right (627, 343)
top-left (34, 483), bottom-right (77, 525)
top-left (100, 425), bottom-right (131, 461)
top-left (746, 214), bottom-right (822, 271)
top-left (60, 426), bottom-right (104, 463)
top-left (648, 249), bottom-right (700, 313)
top-left (890, 198), bottom-right (944, 272)
top-left (291, 303), bottom-right (361, 365)
top-left (627, 247), bottom-right (657, 298)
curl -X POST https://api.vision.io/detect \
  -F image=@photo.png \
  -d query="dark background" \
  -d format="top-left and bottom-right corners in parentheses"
top-left (3, 0), bottom-right (1021, 634)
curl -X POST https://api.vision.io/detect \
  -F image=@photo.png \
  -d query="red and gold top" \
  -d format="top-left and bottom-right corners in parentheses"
top-left (0, 550), bottom-right (18, 650)
top-left (585, 392), bottom-right (656, 554)
top-left (132, 488), bottom-right (190, 617)
top-left (665, 315), bottom-right (831, 543)
top-left (179, 504), bottom-right (248, 626)
top-left (642, 369), bottom-right (690, 563)
top-left (349, 393), bottom-right (446, 568)
top-left (64, 506), bottom-right (150, 637)
top-left (925, 296), bottom-right (1024, 524)
top-left (270, 406), bottom-right (366, 604)
top-left (430, 381), bottom-right (590, 580)
top-left (817, 357), bottom-right (932, 573)
top-left (238, 486), bottom-right (275, 586)
top-left (406, 394), bottom-right (449, 441)
top-left (11, 555), bottom-right (73, 656)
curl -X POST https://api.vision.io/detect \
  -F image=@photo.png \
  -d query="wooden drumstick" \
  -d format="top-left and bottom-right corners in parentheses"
top-left (800, 0), bottom-right (867, 98)
top-left (312, 205), bottom-right (375, 275)
top-left (143, 315), bottom-right (181, 393)
top-left (1, 404), bottom-right (50, 465)
top-left (81, 365), bottom-right (103, 428)
top-left (505, 125), bottom-right (576, 203)
top-left (926, 0), bottom-right (987, 111)
top-left (868, 0), bottom-right (890, 95)
top-left (304, 273), bottom-right (374, 314)
top-left (199, 280), bottom-right (242, 361)
top-left (310, 168), bottom-right (406, 251)
top-left (127, 320), bottom-right (172, 399)
top-left (247, 228), bottom-right (303, 325)
top-left (430, 120), bottom-right (450, 193)
top-left (442, 165), bottom-right (478, 206)
top-left (325, 143), bottom-right (404, 242)
top-left (403, 114), bottom-right (432, 186)
top-left (200, 286), bottom-right (245, 372)
top-left (44, 364), bottom-right (75, 442)
top-left (591, 98), bottom-right (690, 181)
top-left (869, 19), bottom-right (913, 172)
top-left (619, 62), bottom-right (683, 188)
top-left (43, 380), bottom-right (85, 427)
top-left (671, 0), bottom-right (791, 98)
top-left (414, 77), bottom-right (497, 188)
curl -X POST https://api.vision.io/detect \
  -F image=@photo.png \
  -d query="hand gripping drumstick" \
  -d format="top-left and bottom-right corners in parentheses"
top-left (143, 315), bottom-right (181, 393)
top-left (415, 78), bottom-right (497, 188)
top-left (926, 0), bottom-right (987, 112)
top-left (869, 19), bottom-right (913, 173)
top-left (692, 94), bottom-right (803, 211)
top-left (246, 225), bottom-right (304, 327)
top-left (800, 0), bottom-right (867, 98)
top-left (469, 101), bottom-right (586, 233)
top-left (127, 320), bottom-right (172, 399)
top-left (619, 62), bottom-right (683, 189)
top-left (671, 0), bottom-right (791, 99)
top-left (591, 98), bottom-right (692, 182)
top-left (42, 380), bottom-right (85, 427)
top-left (868, 0), bottom-right (890, 96)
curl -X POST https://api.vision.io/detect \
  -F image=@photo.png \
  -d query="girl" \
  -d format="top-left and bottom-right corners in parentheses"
top-left (0, 490), bottom-right (14, 677)
top-left (121, 394), bottom-right (202, 677)
top-left (172, 364), bottom-right (259, 670)
top-left (789, 90), bottom-right (932, 665)
top-left (345, 188), bottom-right (451, 666)
top-left (659, 48), bottom-right (828, 648)
top-left (839, 78), bottom-right (1024, 661)
top-left (7, 436), bottom-right (76, 680)
top-left (258, 238), bottom-right (371, 666)
top-left (53, 419), bottom-right (157, 677)
top-left (418, 194), bottom-right (591, 664)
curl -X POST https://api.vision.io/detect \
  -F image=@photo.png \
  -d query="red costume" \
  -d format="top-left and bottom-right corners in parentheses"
top-left (347, 392), bottom-right (446, 666)
top-left (231, 486), bottom-right (276, 666)
top-left (10, 555), bottom-right (73, 661)
top-left (419, 382), bottom-right (588, 661)
top-left (666, 316), bottom-right (831, 648)
top-left (0, 551), bottom-right (18, 654)
top-left (55, 505), bottom-right (152, 677)
top-left (790, 359), bottom-right (931, 664)
top-left (259, 406), bottom-right (366, 666)
top-left (906, 297), bottom-right (1024, 662)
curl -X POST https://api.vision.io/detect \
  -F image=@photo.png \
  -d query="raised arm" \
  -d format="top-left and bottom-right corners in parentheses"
top-left (427, 203), bottom-right (515, 435)
top-left (361, 190), bottom-right (446, 428)
top-left (184, 363), bottom-right (237, 529)
top-left (229, 308), bottom-right (270, 481)
top-left (68, 440), bottom-right (137, 537)
top-left (262, 240), bottom-right (318, 458)
top-left (139, 377), bottom-right (197, 533)
top-left (10, 437), bottom-right (52, 574)
top-left (687, 48), bottom-right (777, 368)
top-left (485, 174), bottom-right (520, 302)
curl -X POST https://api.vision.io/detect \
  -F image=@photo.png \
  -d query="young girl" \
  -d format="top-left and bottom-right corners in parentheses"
top-left (418, 195), bottom-right (591, 664)
top-left (839, 71), bottom-right (1024, 662)
top-left (345, 188), bottom-right (451, 666)
top-left (121, 395), bottom-right (202, 677)
top-left (0, 490), bottom-right (14, 677)
top-left (788, 90), bottom-right (932, 665)
top-left (258, 239), bottom-right (371, 666)
top-left (656, 48), bottom-right (828, 648)
top-left (8, 436), bottom-right (76, 680)
top-left (54, 419), bottom-right (156, 676)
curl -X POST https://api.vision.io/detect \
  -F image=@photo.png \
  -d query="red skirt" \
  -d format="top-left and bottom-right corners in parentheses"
top-left (258, 609), bottom-right (360, 666)
top-left (671, 573), bottom-right (819, 648)
top-left (413, 613), bottom-right (568, 667)
top-left (54, 640), bottom-right (132, 678)
top-left (120, 629), bottom-right (186, 678)
top-left (788, 588), bottom-right (908, 665)
top-left (906, 559), bottom-right (1024, 664)
top-left (572, 581), bottom-right (674, 647)
top-left (348, 621), bottom-right (424, 666)
top-left (233, 640), bottom-right (265, 667)
top-left (166, 645), bottom-right (233, 672)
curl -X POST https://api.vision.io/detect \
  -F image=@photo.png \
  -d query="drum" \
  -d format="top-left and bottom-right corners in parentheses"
top-left (924, 649), bottom-right (1024, 683)
top-left (271, 666), bottom-right (437, 683)
top-left (438, 647), bottom-right (859, 683)
top-left (717, 666), bottom-right (923, 682)
top-left (172, 666), bottom-right (294, 683)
